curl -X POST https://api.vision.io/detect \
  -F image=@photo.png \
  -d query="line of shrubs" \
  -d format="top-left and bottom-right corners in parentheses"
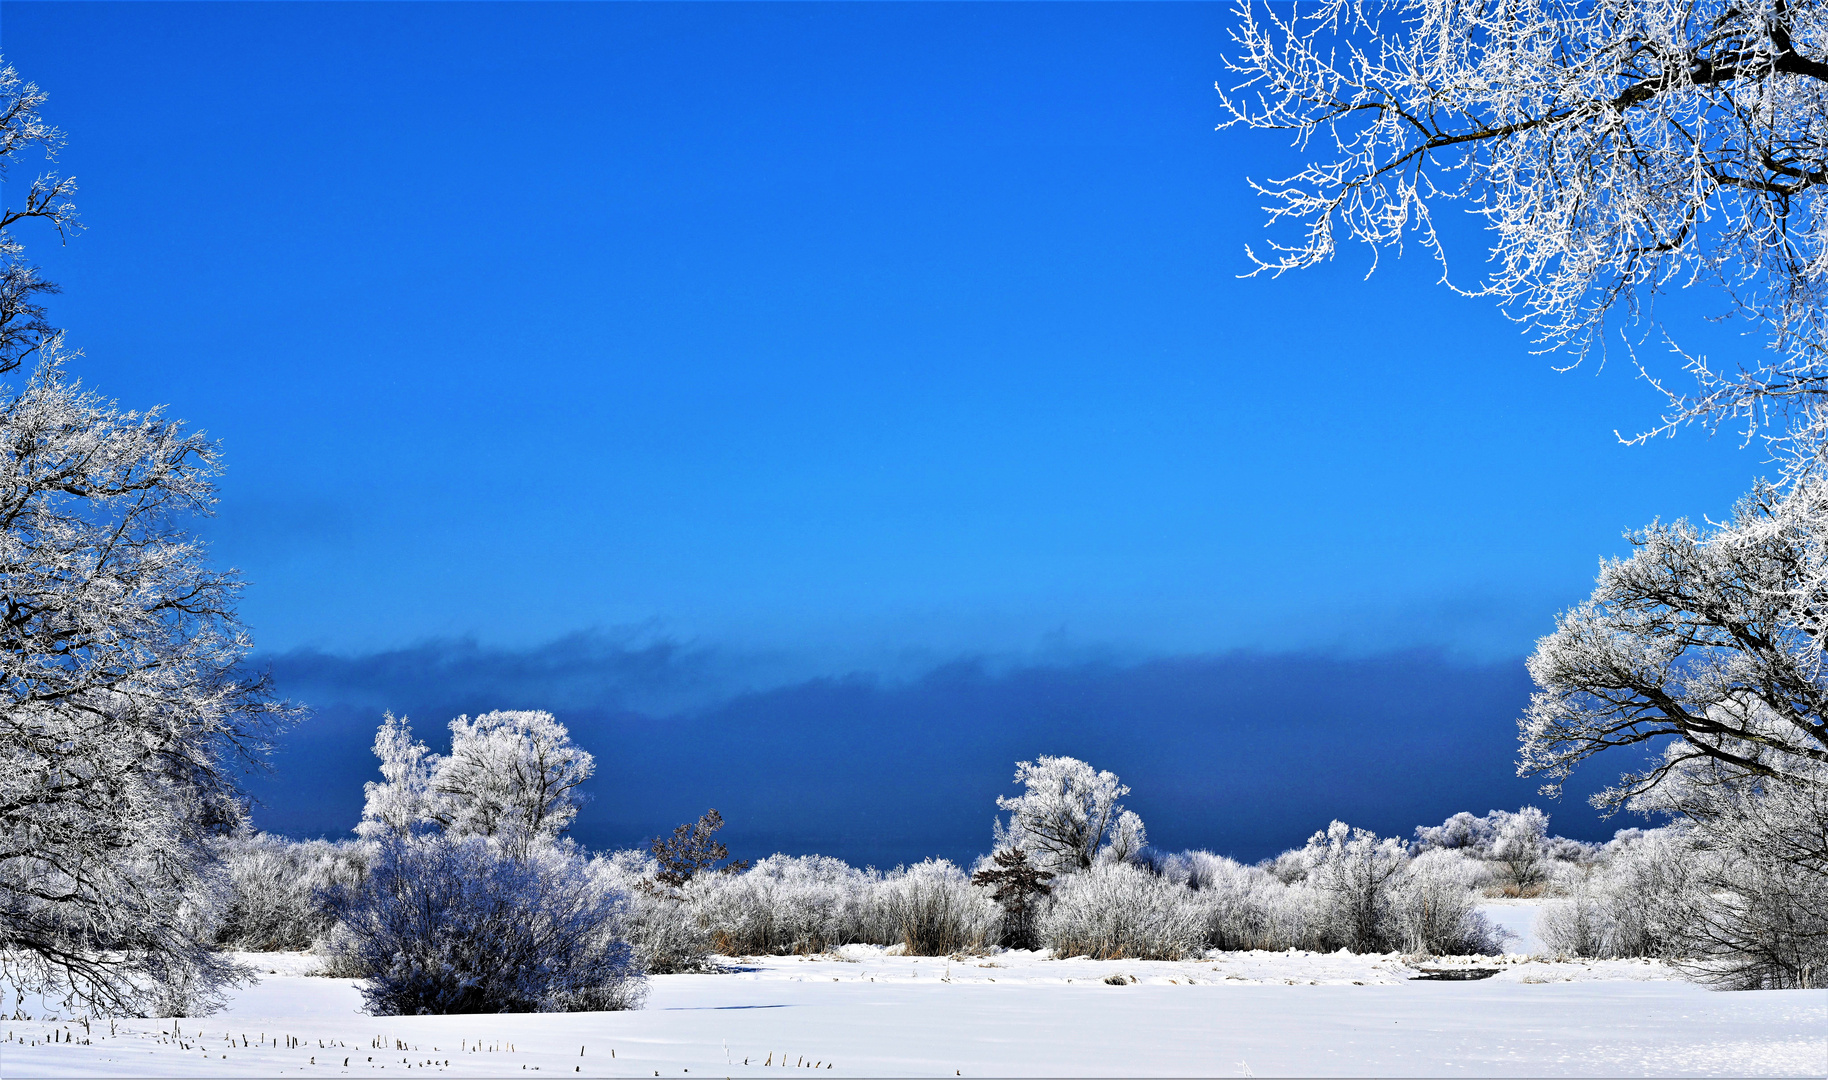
top-left (211, 718), bottom-right (1814, 1014)
top-left (209, 810), bottom-right (1598, 979)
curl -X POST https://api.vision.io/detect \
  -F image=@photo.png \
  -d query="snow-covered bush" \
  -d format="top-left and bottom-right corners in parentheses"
top-left (1586, 829), bottom-right (1697, 960)
top-left (588, 850), bottom-right (715, 974)
top-left (1537, 828), bottom-right (1701, 962)
top-left (629, 854), bottom-right (999, 959)
top-left (1536, 876), bottom-right (1615, 959)
top-left (1039, 861), bottom-right (1204, 960)
top-left (695, 854), bottom-right (877, 955)
top-left (1539, 781), bottom-right (1828, 989)
top-left (1298, 821), bottom-right (1409, 953)
top-left (1387, 849), bottom-right (1502, 956)
top-left (324, 836), bottom-right (644, 1015)
top-left (212, 834), bottom-right (366, 952)
top-left (1411, 808), bottom-right (1593, 896)
top-left (1153, 851), bottom-right (1306, 951)
top-left (1633, 753), bottom-right (1828, 989)
top-left (1162, 842), bottom-right (1496, 956)
top-left (878, 859), bottom-right (1001, 955)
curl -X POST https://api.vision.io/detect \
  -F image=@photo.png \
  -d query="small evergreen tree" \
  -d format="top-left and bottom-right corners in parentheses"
top-left (650, 809), bottom-right (749, 889)
top-left (971, 848), bottom-right (1054, 950)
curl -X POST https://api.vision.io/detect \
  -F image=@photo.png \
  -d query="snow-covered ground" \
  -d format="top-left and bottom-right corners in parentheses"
top-left (5, 942), bottom-right (1823, 1078)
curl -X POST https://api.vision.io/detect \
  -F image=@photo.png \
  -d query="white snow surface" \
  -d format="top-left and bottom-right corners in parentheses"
top-left (3, 947), bottom-right (1822, 1078)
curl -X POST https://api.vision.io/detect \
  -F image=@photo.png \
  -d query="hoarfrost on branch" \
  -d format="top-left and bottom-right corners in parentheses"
top-left (1217, 0), bottom-right (1828, 441)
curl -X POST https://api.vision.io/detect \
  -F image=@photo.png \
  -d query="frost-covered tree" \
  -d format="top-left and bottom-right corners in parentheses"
top-left (432, 710), bottom-right (594, 853)
top-left (1100, 809), bottom-right (1149, 866)
top-left (355, 712), bottom-right (435, 840)
top-left (0, 60), bottom-right (290, 1015)
top-left (0, 65), bottom-right (72, 379)
top-left (1411, 807), bottom-right (1591, 894)
top-left (993, 755), bottom-right (1140, 874)
top-left (1410, 811), bottom-right (1499, 854)
top-left (1489, 806), bottom-right (1552, 895)
top-left (1528, 482), bottom-right (1828, 985)
top-left (1524, 488), bottom-right (1828, 805)
top-left (1218, 0), bottom-right (1828, 441)
top-left (356, 710), bottom-right (593, 857)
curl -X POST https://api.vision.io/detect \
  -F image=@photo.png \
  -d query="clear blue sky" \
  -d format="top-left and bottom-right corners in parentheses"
top-left (2, 3), bottom-right (1763, 861)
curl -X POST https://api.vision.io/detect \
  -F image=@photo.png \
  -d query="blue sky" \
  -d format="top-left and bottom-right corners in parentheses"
top-left (2, 3), bottom-right (1765, 860)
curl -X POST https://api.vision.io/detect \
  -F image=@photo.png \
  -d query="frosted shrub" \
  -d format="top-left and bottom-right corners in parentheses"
top-left (1412, 808), bottom-right (1594, 897)
top-left (1040, 861), bottom-right (1203, 960)
top-left (696, 854), bottom-right (875, 955)
top-left (1644, 759), bottom-right (1828, 990)
top-left (1537, 879), bottom-right (1615, 959)
top-left (325, 836), bottom-right (644, 1015)
top-left (692, 871), bottom-right (771, 955)
top-left (1301, 821), bottom-right (1408, 953)
top-left (878, 859), bottom-right (1001, 955)
top-left (213, 834), bottom-right (366, 952)
top-left (589, 850), bottom-right (714, 974)
top-left (1546, 791), bottom-right (1828, 988)
top-left (1387, 850), bottom-right (1501, 956)
top-left (1696, 842), bottom-right (1828, 990)
top-left (628, 887), bottom-right (715, 973)
top-left (1537, 829), bottom-right (1700, 961)
top-left (1590, 829), bottom-right (1702, 960)
top-left (1162, 851), bottom-right (1304, 952)
top-left (763, 857), bottom-right (875, 953)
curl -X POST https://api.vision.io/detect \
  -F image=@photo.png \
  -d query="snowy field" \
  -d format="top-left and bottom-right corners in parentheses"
top-left (5, 926), bottom-right (1823, 1078)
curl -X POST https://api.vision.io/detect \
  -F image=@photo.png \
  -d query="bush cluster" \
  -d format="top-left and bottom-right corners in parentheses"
top-left (591, 853), bottom-right (1000, 967)
top-left (216, 815), bottom-right (1548, 989)
top-left (556, 825), bottom-right (1515, 967)
top-left (323, 836), bottom-right (644, 1015)
top-left (1536, 823), bottom-right (1828, 989)
top-left (210, 833), bottom-right (367, 952)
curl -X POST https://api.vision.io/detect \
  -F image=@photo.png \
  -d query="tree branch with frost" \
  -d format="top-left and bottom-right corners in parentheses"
top-left (1219, 0), bottom-right (1828, 440)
